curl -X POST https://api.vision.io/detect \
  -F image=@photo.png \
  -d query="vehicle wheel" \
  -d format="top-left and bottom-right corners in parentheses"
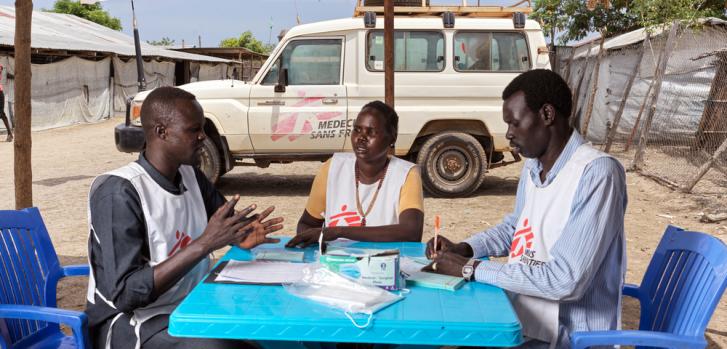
top-left (416, 132), bottom-right (488, 197)
top-left (198, 137), bottom-right (222, 184)
top-left (363, 0), bottom-right (430, 6)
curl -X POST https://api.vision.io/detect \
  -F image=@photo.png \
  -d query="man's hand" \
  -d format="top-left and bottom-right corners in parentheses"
top-left (425, 236), bottom-right (474, 259)
top-left (285, 227), bottom-right (338, 248)
top-left (422, 251), bottom-right (477, 278)
top-left (238, 206), bottom-right (284, 249)
top-left (196, 195), bottom-right (258, 253)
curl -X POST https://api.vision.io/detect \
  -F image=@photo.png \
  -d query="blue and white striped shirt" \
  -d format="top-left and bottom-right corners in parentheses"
top-left (464, 131), bottom-right (627, 348)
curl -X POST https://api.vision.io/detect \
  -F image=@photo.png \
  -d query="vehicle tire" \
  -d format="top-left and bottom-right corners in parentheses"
top-left (198, 137), bottom-right (222, 184)
top-left (363, 0), bottom-right (430, 6)
top-left (416, 132), bottom-right (488, 198)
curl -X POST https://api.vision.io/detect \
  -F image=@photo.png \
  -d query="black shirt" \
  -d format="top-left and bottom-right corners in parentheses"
top-left (85, 153), bottom-right (225, 347)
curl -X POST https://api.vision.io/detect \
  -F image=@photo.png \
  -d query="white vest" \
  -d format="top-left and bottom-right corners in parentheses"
top-left (86, 162), bottom-right (210, 349)
top-left (507, 144), bottom-right (610, 347)
top-left (324, 153), bottom-right (415, 227)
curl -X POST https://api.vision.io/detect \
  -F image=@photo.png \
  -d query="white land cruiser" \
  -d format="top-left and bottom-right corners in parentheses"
top-left (115, 8), bottom-right (550, 197)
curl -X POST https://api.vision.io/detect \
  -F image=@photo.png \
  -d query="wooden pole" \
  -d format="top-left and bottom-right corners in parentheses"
top-left (604, 33), bottom-right (649, 153)
top-left (384, 0), bottom-right (394, 107)
top-left (625, 78), bottom-right (654, 151)
top-left (625, 36), bottom-right (662, 151)
top-left (696, 53), bottom-right (727, 149)
top-left (570, 40), bottom-right (594, 127)
top-left (631, 21), bottom-right (679, 170)
top-left (682, 135), bottom-right (727, 192)
top-left (563, 47), bottom-right (576, 84)
top-left (14, 0), bottom-right (33, 209)
top-left (581, 29), bottom-right (607, 138)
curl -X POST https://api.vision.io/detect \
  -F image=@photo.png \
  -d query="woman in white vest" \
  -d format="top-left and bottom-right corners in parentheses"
top-left (287, 101), bottom-right (424, 247)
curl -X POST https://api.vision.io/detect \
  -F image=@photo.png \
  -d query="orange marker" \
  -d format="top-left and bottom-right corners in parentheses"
top-left (434, 215), bottom-right (441, 253)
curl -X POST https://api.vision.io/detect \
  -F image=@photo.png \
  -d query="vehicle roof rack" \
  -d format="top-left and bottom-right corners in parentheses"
top-left (353, 0), bottom-right (532, 18)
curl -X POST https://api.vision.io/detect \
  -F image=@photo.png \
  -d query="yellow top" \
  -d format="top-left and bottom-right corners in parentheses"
top-left (305, 158), bottom-right (424, 220)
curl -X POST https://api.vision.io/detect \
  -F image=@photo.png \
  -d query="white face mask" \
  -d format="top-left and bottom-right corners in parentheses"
top-left (284, 264), bottom-right (404, 329)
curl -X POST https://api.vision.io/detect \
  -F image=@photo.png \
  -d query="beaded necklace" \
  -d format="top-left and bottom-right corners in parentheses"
top-left (354, 159), bottom-right (390, 227)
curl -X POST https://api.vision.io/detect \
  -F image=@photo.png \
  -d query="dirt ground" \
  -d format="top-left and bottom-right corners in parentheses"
top-left (1, 117), bottom-right (726, 347)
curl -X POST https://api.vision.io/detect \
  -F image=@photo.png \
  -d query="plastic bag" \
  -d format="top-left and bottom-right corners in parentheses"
top-left (284, 264), bottom-right (404, 329)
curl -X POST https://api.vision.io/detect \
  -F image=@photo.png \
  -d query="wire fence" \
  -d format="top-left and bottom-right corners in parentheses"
top-left (555, 21), bottom-right (727, 210)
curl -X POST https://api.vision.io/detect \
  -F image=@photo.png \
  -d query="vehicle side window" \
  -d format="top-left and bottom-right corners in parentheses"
top-left (262, 38), bottom-right (343, 85)
top-left (367, 31), bottom-right (444, 72)
top-left (454, 32), bottom-right (529, 72)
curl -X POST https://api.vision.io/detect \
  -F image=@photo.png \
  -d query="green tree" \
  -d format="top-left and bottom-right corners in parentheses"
top-left (531, 0), bottom-right (568, 48)
top-left (219, 31), bottom-right (274, 54)
top-left (632, 0), bottom-right (726, 29)
top-left (44, 0), bottom-right (122, 31)
top-left (540, 0), bottom-right (726, 44)
top-left (147, 37), bottom-right (176, 46)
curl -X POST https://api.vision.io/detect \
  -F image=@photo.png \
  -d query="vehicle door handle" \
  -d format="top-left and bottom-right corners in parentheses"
top-left (258, 100), bottom-right (285, 106)
top-left (322, 98), bottom-right (338, 105)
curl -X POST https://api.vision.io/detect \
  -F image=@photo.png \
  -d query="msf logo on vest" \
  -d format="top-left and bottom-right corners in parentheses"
top-left (168, 230), bottom-right (192, 257)
top-left (328, 205), bottom-right (363, 227)
top-left (510, 219), bottom-right (545, 266)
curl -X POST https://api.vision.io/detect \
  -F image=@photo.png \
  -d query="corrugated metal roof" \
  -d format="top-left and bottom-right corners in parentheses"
top-left (0, 5), bottom-right (232, 63)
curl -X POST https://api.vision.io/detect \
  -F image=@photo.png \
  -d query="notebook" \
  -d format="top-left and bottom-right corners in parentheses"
top-left (400, 257), bottom-right (466, 291)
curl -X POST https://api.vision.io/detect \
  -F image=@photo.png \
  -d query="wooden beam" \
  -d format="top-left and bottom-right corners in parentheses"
top-left (631, 21), bottom-right (679, 170)
top-left (581, 29), bottom-right (607, 138)
top-left (682, 135), bottom-right (727, 192)
top-left (604, 33), bottom-right (648, 153)
top-left (14, 0), bottom-right (33, 209)
top-left (385, 0), bottom-right (394, 107)
top-left (563, 46), bottom-right (576, 84)
top-left (570, 40), bottom-right (594, 127)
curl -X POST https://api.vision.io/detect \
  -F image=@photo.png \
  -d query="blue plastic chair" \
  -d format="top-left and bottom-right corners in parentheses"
top-left (0, 208), bottom-right (90, 349)
top-left (571, 225), bottom-right (727, 349)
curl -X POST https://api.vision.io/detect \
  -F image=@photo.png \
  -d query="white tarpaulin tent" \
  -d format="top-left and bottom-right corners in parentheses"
top-left (561, 19), bottom-right (727, 143)
top-left (0, 6), bottom-right (234, 130)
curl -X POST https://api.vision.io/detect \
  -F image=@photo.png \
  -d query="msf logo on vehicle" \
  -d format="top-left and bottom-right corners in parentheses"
top-left (270, 91), bottom-right (342, 142)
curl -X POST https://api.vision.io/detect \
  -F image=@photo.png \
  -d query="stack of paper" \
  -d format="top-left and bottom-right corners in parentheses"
top-left (215, 260), bottom-right (308, 284)
top-left (400, 257), bottom-right (465, 291)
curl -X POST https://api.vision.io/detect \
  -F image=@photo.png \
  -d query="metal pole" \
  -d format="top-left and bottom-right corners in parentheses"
top-left (384, 0), bottom-right (394, 107)
top-left (131, 0), bottom-right (146, 91)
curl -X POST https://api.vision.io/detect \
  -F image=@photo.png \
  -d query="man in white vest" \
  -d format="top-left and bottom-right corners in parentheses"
top-left (424, 69), bottom-right (627, 348)
top-left (86, 87), bottom-right (284, 349)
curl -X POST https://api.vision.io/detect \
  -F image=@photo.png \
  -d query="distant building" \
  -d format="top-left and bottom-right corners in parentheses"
top-left (171, 47), bottom-right (268, 82)
top-left (0, 6), bottom-right (236, 130)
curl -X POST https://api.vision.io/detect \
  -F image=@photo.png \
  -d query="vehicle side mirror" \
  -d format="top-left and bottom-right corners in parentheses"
top-left (275, 67), bottom-right (288, 93)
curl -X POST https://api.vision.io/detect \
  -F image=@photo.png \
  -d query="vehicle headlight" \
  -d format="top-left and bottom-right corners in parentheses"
top-left (131, 100), bottom-right (143, 126)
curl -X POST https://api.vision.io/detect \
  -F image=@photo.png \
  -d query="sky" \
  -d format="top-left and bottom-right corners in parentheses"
top-left (0, 0), bottom-right (523, 48)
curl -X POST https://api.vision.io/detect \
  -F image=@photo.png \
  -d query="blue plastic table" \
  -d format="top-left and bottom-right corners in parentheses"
top-left (169, 239), bottom-right (522, 347)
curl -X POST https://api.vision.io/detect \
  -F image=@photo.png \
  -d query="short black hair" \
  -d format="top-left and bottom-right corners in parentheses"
top-left (360, 100), bottom-right (398, 145)
top-left (140, 86), bottom-right (197, 132)
top-left (502, 69), bottom-right (572, 119)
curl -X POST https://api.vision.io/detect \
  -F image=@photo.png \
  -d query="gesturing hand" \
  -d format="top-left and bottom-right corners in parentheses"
top-left (197, 195), bottom-right (258, 253)
top-left (238, 205), bottom-right (284, 249)
top-left (285, 227), bottom-right (338, 249)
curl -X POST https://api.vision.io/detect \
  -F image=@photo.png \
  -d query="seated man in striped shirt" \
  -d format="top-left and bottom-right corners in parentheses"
top-left (425, 69), bottom-right (627, 349)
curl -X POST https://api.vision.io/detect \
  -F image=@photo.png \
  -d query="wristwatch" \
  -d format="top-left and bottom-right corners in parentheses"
top-left (462, 259), bottom-right (477, 281)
